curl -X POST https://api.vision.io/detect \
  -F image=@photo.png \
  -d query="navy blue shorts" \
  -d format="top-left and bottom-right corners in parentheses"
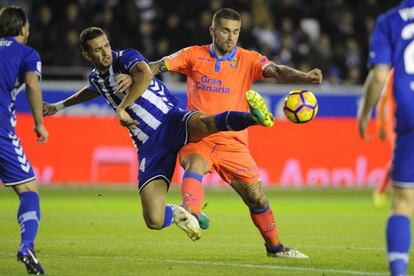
top-left (137, 109), bottom-right (196, 192)
top-left (392, 131), bottom-right (414, 187)
top-left (0, 128), bottom-right (35, 186)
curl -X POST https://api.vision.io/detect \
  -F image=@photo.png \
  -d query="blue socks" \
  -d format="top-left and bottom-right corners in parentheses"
top-left (386, 215), bottom-right (411, 276)
top-left (214, 111), bottom-right (256, 131)
top-left (162, 204), bottom-right (175, 228)
top-left (17, 192), bottom-right (40, 252)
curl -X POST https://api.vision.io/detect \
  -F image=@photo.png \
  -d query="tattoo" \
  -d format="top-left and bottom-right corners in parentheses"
top-left (149, 59), bottom-right (168, 75)
top-left (264, 63), bottom-right (309, 84)
top-left (263, 63), bottom-right (279, 79)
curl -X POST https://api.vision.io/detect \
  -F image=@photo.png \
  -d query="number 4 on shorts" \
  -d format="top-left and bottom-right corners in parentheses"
top-left (139, 158), bottom-right (146, 172)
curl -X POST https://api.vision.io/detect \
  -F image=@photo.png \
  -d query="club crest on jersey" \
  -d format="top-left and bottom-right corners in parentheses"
top-left (230, 58), bottom-right (237, 68)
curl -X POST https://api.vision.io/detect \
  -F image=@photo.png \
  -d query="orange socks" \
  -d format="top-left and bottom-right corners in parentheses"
top-left (250, 203), bottom-right (281, 249)
top-left (181, 171), bottom-right (204, 216)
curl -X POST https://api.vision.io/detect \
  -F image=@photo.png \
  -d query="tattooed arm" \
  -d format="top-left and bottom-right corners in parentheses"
top-left (149, 59), bottom-right (169, 75)
top-left (263, 63), bottom-right (323, 84)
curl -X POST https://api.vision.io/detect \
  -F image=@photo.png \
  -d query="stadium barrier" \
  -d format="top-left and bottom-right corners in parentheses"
top-left (14, 82), bottom-right (391, 187)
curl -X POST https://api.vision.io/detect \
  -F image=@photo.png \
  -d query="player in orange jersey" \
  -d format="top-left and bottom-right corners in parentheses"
top-left (373, 69), bottom-right (396, 208)
top-left (150, 8), bottom-right (322, 258)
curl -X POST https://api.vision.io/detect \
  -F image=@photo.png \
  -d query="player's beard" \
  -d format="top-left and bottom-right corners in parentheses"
top-left (215, 41), bottom-right (233, 55)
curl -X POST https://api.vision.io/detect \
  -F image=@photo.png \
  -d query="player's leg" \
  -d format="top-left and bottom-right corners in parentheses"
top-left (12, 181), bottom-right (45, 275)
top-left (0, 129), bottom-right (44, 274)
top-left (386, 131), bottom-right (414, 276)
top-left (230, 180), bottom-right (308, 258)
top-left (187, 91), bottom-right (274, 142)
top-left (179, 145), bottom-right (212, 229)
top-left (216, 148), bottom-right (307, 258)
top-left (139, 178), bottom-right (173, 230)
top-left (140, 179), bottom-right (201, 240)
top-left (386, 187), bottom-right (414, 276)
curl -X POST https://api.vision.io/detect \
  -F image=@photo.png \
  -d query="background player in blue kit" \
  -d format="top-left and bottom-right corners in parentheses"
top-left (0, 6), bottom-right (48, 275)
top-left (358, 1), bottom-right (414, 275)
top-left (43, 27), bottom-right (274, 241)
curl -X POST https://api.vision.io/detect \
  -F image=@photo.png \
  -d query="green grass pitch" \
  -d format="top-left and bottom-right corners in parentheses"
top-left (0, 186), bottom-right (411, 275)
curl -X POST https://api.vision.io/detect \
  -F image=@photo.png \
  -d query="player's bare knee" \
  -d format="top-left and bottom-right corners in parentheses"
top-left (240, 184), bottom-right (267, 209)
top-left (246, 191), bottom-right (267, 209)
top-left (392, 199), bottom-right (414, 217)
top-left (12, 180), bottom-right (38, 195)
top-left (143, 214), bottom-right (164, 230)
top-left (181, 155), bottom-right (209, 174)
top-left (392, 188), bottom-right (414, 216)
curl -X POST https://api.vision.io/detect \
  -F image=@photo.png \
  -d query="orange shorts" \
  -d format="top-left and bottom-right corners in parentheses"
top-left (178, 138), bottom-right (261, 184)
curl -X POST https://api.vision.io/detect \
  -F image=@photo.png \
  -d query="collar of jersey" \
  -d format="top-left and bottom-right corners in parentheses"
top-left (209, 44), bottom-right (237, 72)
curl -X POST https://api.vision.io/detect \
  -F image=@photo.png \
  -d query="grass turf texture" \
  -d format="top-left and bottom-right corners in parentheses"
top-left (0, 186), bottom-right (411, 275)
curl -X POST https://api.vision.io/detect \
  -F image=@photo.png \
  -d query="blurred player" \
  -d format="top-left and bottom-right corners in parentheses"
top-left (150, 8), bottom-right (322, 258)
top-left (373, 69), bottom-right (395, 208)
top-left (43, 27), bottom-right (274, 241)
top-left (0, 6), bottom-right (48, 275)
top-left (358, 1), bottom-right (414, 275)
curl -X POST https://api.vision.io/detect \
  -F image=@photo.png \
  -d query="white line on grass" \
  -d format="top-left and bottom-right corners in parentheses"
top-left (0, 252), bottom-right (388, 275)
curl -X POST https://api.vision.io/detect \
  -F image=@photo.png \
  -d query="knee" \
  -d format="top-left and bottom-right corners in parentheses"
top-left (392, 199), bottom-right (414, 217)
top-left (392, 188), bottom-right (414, 217)
top-left (12, 180), bottom-right (38, 195)
top-left (245, 190), bottom-right (267, 209)
top-left (181, 155), bottom-right (208, 174)
top-left (143, 214), bottom-right (164, 230)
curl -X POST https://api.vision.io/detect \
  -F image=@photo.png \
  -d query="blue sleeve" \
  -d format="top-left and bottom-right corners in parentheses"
top-left (118, 49), bottom-right (147, 73)
top-left (21, 48), bottom-right (41, 78)
top-left (87, 74), bottom-right (100, 95)
top-left (368, 14), bottom-right (392, 66)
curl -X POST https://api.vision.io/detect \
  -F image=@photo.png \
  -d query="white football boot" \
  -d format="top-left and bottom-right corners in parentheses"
top-left (173, 206), bottom-right (202, 241)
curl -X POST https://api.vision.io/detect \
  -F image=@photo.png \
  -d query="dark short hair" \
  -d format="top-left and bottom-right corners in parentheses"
top-left (79, 27), bottom-right (106, 51)
top-left (212, 8), bottom-right (241, 26)
top-left (0, 6), bottom-right (28, 38)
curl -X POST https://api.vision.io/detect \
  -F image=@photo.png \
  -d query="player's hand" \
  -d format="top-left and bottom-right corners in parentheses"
top-left (358, 115), bottom-right (371, 140)
top-left (116, 74), bottom-right (133, 93)
top-left (34, 123), bottom-right (48, 144)
top-left (116, 107), bottom-right (138, 128)
top-left (42, 102), bottom-right (59, 116)
top-left (306, 69), bottom-right (323, 84)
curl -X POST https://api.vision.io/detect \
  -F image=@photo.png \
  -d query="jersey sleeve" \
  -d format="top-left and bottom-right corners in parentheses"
top-left (368, 14), bottom-right (392, 66)
top-left (87, 72), bottom-right (100, 95)
top-left (21, 48), bottom-right (41, 78)
top-left (118, 49), bottom-right (147, 73)
top-left (250, 51), bottom-right (273, 81)
top-left (163, 47), bottom-right (192, 76)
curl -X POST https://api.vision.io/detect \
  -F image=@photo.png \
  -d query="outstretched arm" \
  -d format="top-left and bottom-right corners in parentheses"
top-left (357, 64), bottom-right (390, 139)
top-left (25, 71), bottom-right (48, 143)
top-left (43, 86), bottom-right (99, 115)
top-left (263, 63), bottom-right (322, 84)
top-left (149, 59), bottom-right (168, 75)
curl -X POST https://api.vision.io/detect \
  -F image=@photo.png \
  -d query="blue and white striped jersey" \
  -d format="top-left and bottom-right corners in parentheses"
top-left (0, 37), bottom-right (41, 130)
top-left (87, 49), bottom-right (179, 147)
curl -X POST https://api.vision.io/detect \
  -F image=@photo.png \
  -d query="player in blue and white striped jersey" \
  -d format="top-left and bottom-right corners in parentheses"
top-left (0, 6), bottom-right (47, 274)
top-left (43, 27), bottom-right (274, 241)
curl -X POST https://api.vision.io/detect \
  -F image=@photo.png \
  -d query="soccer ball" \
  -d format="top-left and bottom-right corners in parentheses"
top-left (283, 89), bottom-right (318, 123)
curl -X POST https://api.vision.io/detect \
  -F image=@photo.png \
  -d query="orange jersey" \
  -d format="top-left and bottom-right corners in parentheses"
top-left (376, 68), bottom-right (395, 145)
top-left (164, 45), bottom-right (273, 145)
